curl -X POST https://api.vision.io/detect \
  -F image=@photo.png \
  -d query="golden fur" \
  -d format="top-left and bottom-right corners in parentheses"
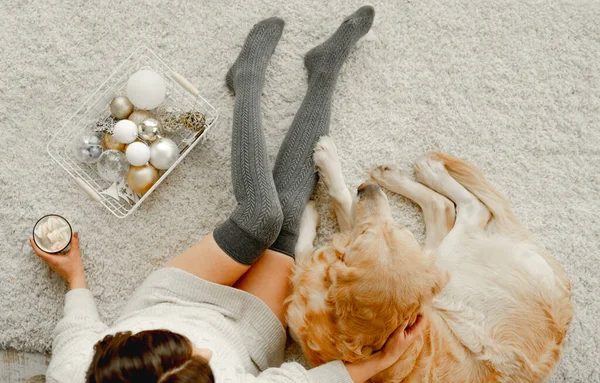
top-left (287, 138), bottom-right (572, 383)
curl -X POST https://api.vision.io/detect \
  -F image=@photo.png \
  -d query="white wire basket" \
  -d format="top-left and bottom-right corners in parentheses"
top-left (47, 46), bottom-right (219, 218)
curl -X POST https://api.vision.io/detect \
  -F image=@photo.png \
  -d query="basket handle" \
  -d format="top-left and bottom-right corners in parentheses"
top-left (75, 177), bottom-right (102, 201)
top-left (171, 72), bottom-right (199, 97)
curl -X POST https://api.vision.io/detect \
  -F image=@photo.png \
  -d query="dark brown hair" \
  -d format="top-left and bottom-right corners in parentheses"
top-left (86, 330), bottom-right (214, 383)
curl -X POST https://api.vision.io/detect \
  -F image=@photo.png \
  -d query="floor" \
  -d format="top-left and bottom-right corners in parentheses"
top-left (1, 1), bottom-right (598, 382)
top-left (0, 350), bottom-right (48, 383)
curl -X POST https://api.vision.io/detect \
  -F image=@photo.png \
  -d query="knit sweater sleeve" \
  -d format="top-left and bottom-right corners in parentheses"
top-left (46, 289), bottom-right (108, 383)
top-left (230, 360), bottom-right (354, 383)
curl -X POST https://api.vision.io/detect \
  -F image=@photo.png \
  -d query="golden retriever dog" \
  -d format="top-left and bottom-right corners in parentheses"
top-left (287, 137), bottom-right (572, 383)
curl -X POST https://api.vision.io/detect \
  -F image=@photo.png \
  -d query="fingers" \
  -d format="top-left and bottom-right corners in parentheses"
top-left (71, 232), bottom-right (79, 247)
top-left (388, 315), bottom-right (424, 346)
top-left (386, 319), bottom-right (409, 346)
top-left (30, 238), bottom-right (54, 263)
top-left (398, 318), bottom-right (410, 333)
top-left (405, 315), bottom-right (424, 338)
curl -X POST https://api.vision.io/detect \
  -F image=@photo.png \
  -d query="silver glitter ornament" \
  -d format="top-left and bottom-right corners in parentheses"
top-left (156, 104), bottom-right (183, 135)
top-left (72, 133), bottom-right (104, 163)
top-left (149, 138), bottom-right (179, 170)
top-left (94, 116), bottom-right (117, 133)
top-left (138, 118), bottom-right (162, 142)
top-left (110, 96), bottom-right (134, 120)
top-left (97, 150), bottom-right (129, 182)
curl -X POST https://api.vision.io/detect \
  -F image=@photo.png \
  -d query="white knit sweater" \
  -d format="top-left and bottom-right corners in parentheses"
top-left (46, 267), bottom-right (353, 383)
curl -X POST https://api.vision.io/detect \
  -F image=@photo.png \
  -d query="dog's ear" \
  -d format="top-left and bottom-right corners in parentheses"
top-left (327, 262), bottom-right (361, 315)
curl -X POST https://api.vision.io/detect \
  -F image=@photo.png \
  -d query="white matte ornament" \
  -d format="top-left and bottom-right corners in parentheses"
top-left (126, 69), bottom-right (167, 110)
top-left (126, 141), bottom-right (151, 166)
top-left (150, 138), bottom-right (179, 170)
top-left (113, 120), bottom-right (138, 144)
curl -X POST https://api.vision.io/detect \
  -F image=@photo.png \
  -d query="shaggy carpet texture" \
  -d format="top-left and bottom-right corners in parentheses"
top-left (1, 1), bottom-right (598, 381)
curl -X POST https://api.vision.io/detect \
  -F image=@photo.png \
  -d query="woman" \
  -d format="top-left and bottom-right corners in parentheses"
top-left (32, 7), bottom-right (422, 383)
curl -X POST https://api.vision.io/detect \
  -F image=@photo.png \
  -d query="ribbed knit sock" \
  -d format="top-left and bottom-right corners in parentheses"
top-left (214, 17), bottom-right (285, 265)
top-left (269, 6), bottom-right (375, 257)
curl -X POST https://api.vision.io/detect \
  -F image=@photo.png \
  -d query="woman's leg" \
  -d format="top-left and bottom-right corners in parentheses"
top-left (165, 18), bottom-right (285, 286)
top-left (268, 6), bottom-right (375, 256)
top-left (236, 7), bottom-right (375, 319)
top-left (233, 250), bottom-right (294, 325)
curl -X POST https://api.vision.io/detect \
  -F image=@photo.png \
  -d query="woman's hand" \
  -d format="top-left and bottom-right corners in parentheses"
top-left (376, 314), bottom-right (423, 369)
top-left (345, 315), bottom-right (424, 383)
top-left (30, 232), bottom-right (87, 290)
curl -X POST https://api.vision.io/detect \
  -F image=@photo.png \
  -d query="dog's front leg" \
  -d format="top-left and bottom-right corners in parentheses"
top-left (314, 136), bottom-right (354, 233)
top-left (295, 201), bottom-right (320, 261)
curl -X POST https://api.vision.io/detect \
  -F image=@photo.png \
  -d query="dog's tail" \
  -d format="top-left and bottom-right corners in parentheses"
top-left (428, 152), bottom-right (528, 238)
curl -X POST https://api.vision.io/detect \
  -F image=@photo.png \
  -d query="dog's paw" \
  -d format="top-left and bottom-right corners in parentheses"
top-left (415, 153), bottom-right (449, 189)
top-left (314, 136), bottom-right (340, 170)
top-left (314, 136), bottom-right (347, 199)
top-left (370, 165), bottom-right (408, 189)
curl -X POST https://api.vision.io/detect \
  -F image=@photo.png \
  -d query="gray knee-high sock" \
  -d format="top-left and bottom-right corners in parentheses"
top-left (269, 6), bottom-right (375, 257)
top-left (214, 18), bottom-right (285, 265)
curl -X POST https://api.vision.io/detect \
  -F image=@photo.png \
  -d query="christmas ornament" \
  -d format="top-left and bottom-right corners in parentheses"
top-left (182, 111), bottom-right (206, 133)
top-left (94, 116), bottom-right (117, 134)
top-left (101, 133), bottom-right (126, 151)
top-left (138, 118), bottom-right (162, 142)
top-left (126, 69), bottom-right (166, 110)
top-left (113, 119), bottom-right (138, 144)
top-left (72, 133), bottom-right (104, 163)
top-left (97, 150), bottom-right (129, 182)
top-left (150, 138), bottom-right (179, 170)
top-left (117, 178), bottom-right (140, 203)
top-left (156, 104), bottom-right (183, 135)
top-left (127, 164), bottom-right (159, 194)
top-left (128, 110), bottom-right (153, 126)
top-left (100, 182), bottom-right (120, 201)
top-left (33, 215), bottom-right (72, 254)
top-left (110, 96), bottom-right (134, 120)
top-left (126, 141), bottom-right (150, 166)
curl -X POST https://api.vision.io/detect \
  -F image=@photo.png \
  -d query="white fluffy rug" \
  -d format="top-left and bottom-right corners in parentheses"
top-left (1, 1), bottom-right (598, 381)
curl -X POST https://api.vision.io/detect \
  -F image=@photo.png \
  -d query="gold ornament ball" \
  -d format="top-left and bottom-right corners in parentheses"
top-left (101, 133), bottom-right (126, 151)
top-left (128, 110), bottom-right (153, 126)
top-left (127, 164), bottom-right (159, 194)
top-left (110, 96), bottom-right (134, 120)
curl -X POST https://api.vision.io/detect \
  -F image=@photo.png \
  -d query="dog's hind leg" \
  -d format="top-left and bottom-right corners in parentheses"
top-left (428, 153), bottom-right (529, 237)
top-left (371, 165), bottom-right (455, 252)
top-left (295, 201), bottom-right (320, 262)
top-left (417, 152), bottom-right (529, 239)
top-left (313, 136), bottom-right (354, 233)
top-left (415, 153), bottom-right (491, 230)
